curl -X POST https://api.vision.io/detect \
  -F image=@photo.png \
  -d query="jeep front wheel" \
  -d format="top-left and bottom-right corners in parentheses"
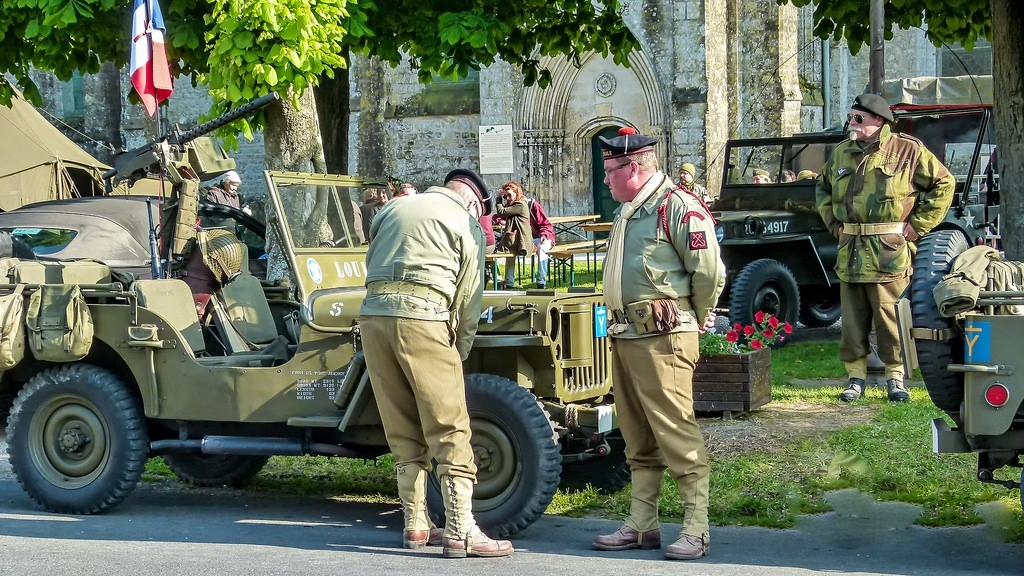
top-left (426, 373), bottom-right (562, 538)
top-left (163, 454), bottom-right (270, 487)
top-left (729, 258), bottom-right (800, 330)
top-left (6, 364), bottom-right (148, 514)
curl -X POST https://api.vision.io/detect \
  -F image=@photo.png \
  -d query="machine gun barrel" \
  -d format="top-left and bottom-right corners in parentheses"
top-left (175, 92), bottom-right (280, 145)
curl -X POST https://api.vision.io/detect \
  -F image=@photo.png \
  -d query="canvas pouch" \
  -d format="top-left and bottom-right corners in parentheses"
top-left (0, 284), bottom-right (27, 368)
top-left (26, 284), bottom-right (94, 362)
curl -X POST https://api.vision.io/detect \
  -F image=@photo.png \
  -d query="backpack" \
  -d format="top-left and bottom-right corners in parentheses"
top-left (26, 284), bottom-right (94, 362)
top-left (0, 284), bottom-right (26, 368)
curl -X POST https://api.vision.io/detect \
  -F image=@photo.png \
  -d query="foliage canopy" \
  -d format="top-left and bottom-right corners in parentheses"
top-left (0, 0), bottom-right (638, 121)
top-left (782, 0), bottom-right (991, 51)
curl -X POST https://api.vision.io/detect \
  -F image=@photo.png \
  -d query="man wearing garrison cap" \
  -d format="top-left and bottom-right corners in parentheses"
top-left (817, 93), bottom-right (954, 403)
top-left (359, 168), bottom-right (513, 558)
top-left (593, 126), bottom-right (725, 560)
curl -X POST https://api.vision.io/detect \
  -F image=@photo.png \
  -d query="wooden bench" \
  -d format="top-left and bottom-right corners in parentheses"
top-left (547, 240), bottom-right (607, 287)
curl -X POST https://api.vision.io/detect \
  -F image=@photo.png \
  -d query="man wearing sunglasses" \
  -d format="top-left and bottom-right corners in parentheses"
top-left (816, 93), bottom-right (954, 403)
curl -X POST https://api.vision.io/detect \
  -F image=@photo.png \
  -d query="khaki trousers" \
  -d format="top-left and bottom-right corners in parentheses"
top-left (611, 331), bottom-right (710, 538)
top-left (839, 278), bottom-right (908, 380)
top-left (360, 316), bottom-right (477, 534)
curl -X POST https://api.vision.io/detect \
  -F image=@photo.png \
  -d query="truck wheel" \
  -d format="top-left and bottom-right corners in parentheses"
top-left (911, 229), bottom-right (970, 417)
top-left (6, 365), bottom-right (148, 514)
top-left (162, 454), bottom-right (270, 487)
top-left (799, 286), bottom-right (842, 328)
top-left (559, 433), bottom-right (631, 494)
top-left (426, 373), bottom-right (562, 538)
top-left (729, 259), bottom-right (800, 331)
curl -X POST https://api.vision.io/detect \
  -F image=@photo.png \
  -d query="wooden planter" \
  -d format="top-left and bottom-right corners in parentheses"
top-left (693, 348), bottom-right (772, 417)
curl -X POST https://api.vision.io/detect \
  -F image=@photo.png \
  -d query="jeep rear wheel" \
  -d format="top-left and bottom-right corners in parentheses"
top-left (426, 373), bottom-right (561, 538)
top-left (163, 454), bottom-right (270, 487)
top-left (729, 259), bottom-right (800, 331)
top-left (911, 229), bottom-right (970, 417)
top-left (559, 433), bottom-right (630, 494)
top-left (6, 364), bottom-right (148, 514)
top-left (799, 285), bottom-right (842, 328)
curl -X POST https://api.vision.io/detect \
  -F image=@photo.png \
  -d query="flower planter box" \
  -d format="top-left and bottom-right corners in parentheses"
top-left (693, 348), bottom-right (772, 417)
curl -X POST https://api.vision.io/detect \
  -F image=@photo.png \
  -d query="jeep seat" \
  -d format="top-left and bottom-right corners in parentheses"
top-left (133, 278), bottom-right (277, 367)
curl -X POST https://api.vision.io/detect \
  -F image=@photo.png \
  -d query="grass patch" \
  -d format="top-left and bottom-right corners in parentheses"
top-left (771, 341), bottom-right (844, 381)
top-left (551, 385), bottom-right (1024, 539)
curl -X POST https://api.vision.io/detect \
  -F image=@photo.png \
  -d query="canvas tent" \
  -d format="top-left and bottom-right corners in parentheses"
top-left (0, 86), bottom-right (108, 211)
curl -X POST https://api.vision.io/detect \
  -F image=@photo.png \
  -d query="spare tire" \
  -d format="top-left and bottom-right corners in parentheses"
top-left (911, 229), bottom-right (970, 417)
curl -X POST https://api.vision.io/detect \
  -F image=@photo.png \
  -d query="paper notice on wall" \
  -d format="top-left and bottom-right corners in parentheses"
top-left (479, 125), bottom-right (513, 175)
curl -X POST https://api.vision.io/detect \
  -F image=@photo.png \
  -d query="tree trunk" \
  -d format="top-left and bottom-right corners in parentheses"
top-left (314, 66), bottom-right (350, 174)
top-left (991, 0), bottom-right (1024, 259)
top-left (262, 89), bottom-right (331, 283)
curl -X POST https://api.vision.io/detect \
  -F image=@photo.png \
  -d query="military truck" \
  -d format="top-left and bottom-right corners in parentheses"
top-left (714, 78), bottom-right (1000, 329)
top-left (897, 230), bottom-right (1022, 507)
top-left (1, 95), bottom-right (621, 537)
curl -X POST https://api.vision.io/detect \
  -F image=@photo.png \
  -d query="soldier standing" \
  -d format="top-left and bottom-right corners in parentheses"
top-left (593, 127), bottom-right (725, 560)
top-left (817, 94), bottom-right (954, 402)
top-left (359, 169), bottom-right (513, 558)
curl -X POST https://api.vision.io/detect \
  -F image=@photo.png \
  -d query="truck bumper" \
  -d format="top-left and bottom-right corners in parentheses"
top-left (932, 418), bottom-right (971, 453)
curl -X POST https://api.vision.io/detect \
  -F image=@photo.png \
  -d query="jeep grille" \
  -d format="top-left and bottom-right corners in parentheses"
top-left (554, 300), bottom-right (612, 400)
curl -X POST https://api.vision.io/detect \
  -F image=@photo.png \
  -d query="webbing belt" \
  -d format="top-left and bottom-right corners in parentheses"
top-left (842, 222), bottom-right (905, 235)
top-left (366, 281), bottom-right (447, 306)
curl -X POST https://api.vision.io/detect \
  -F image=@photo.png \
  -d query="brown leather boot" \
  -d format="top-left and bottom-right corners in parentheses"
top-left (592, 525), bottom-right (661, 551)
top-left (664, 533), bottom-right (708, 560)
top-left (442, 527), bottom-right (514, 558)
top-left (403, 527), bottom-right (444, 549)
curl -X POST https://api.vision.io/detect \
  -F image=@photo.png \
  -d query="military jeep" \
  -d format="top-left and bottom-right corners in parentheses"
top-left (714, 100), bottom-right (1000, 330)
top-left (898, 230), bottom-right (1022, 507)
top-left (1, 99), bottom-right (621, 537)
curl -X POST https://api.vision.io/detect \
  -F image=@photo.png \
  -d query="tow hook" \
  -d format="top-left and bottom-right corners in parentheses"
top-left (977, 468), bottom-right (1021, 491)
top-left (561, 441), bottom-right (612, 464)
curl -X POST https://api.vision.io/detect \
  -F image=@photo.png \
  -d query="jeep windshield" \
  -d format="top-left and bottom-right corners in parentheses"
top-left (891, 105), bottom-right (997, 203)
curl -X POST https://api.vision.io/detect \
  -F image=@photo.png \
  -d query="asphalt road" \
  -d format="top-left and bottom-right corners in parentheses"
top-left (1, 439), bottom-right (1022, 576)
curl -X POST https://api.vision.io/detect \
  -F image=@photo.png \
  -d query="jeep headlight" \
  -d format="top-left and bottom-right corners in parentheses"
top-left (715, 224), bottom-right (725, 242)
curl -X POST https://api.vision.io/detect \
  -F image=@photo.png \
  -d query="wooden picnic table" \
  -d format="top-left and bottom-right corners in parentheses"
top-left (549, 214), bottom-right (600, 240)
top-left (579, 221), bottom-right (613, 234)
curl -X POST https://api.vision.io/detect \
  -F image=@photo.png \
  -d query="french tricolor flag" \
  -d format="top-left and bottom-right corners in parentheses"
top-left (129, 0), bottom-right (174, 117)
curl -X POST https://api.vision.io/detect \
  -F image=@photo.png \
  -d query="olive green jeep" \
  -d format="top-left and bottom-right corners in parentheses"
top-left (898, 230), bottom-right (1022, 508)
top-left (1, 99), bottom-right (623, 537)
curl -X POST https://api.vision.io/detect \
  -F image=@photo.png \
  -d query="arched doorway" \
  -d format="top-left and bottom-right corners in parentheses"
top-left (591, 126), bottom-right (622, 224)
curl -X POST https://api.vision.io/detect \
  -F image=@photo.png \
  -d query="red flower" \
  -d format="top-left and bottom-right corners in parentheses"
top-left (726, 330), bottom-right (739, 342)
top-left (733, 323), bottom-right (742, 332)
top-left (754, 311), bottom-right (765, 324)
top-left (763, 329), bottom-right (775, 339)
top-left (750, 339), bottom-right (764, 350)
top-left (743, 325), bottom-right (755, 336)
top-left (768, 316), bottom-right (779, 329)
top-left (783, 322), bottom-right (793, 334)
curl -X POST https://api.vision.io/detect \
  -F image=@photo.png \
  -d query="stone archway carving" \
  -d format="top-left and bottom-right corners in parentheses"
top-left (514, 50), bottom-right (668, 215)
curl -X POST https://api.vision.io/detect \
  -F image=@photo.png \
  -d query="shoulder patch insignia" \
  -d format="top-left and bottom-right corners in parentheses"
top-left (688, 230), bottom-right (708, 250)
top-left (681, 210), bottom-right (705, 223)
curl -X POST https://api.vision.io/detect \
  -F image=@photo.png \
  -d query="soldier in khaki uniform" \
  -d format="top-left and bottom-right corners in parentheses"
top-left (359, 169), bottom-right (513, 558)
top-left (593, 127), bottom-right (726, 560)
top-left (817, 94), bottom-right (954, 402)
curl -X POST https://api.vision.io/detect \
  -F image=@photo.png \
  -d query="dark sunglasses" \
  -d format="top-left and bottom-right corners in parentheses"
top-left (847, 113), bottom-right (866, 124)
